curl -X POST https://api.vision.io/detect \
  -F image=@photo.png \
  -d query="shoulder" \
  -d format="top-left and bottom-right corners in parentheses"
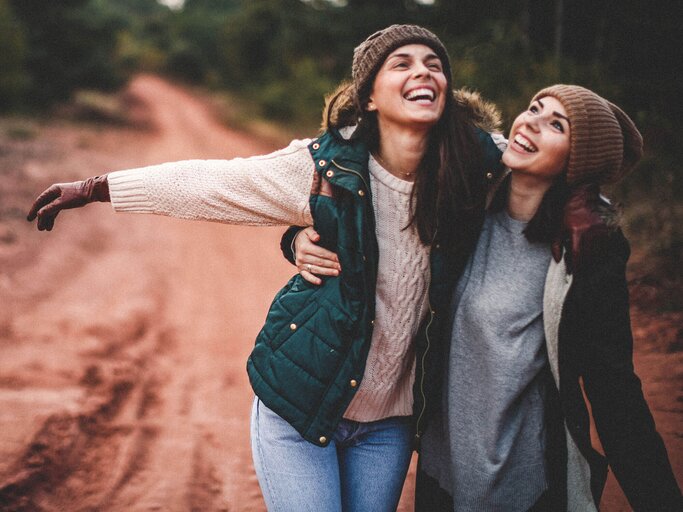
top-left (310, 127), bottom-right (369, 165)
top-left (590, 197), bottom-right (630, 269)
top-left (242, 137), bottom-right (314, 164)
top-left (570, 228), bottom-right (630, 287)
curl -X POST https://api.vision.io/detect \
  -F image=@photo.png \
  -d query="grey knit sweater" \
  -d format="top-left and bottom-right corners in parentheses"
top-left (420, 209), bottom-right (552, 511)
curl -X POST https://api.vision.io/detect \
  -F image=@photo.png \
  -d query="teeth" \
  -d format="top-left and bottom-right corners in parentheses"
top-left (514, 134), bottom-right (537, 153)
top-left (405, 88), bottom-right (435, 101)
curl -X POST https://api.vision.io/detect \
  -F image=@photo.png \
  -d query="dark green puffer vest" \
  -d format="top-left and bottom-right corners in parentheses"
top-left (247, 127), bottom-right (503, 447)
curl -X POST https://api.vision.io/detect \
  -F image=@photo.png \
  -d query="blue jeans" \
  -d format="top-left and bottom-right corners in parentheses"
top-left (251, 398), bottom-right (413, 512)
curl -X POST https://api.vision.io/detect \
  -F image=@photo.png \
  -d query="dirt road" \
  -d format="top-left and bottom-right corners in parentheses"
top-left (0, 76), bottom-right (680, 511)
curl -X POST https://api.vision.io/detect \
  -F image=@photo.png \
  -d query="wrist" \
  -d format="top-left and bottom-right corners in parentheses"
top-left (290, 228), bottom-right (303, 262)
top-left (90, 174), bottom-right (110, 202)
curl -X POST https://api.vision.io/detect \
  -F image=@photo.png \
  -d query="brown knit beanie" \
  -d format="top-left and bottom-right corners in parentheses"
top-left (532, 84), bottom-right (643, 185)
top-left (352, 24), bottom-right (452, 103)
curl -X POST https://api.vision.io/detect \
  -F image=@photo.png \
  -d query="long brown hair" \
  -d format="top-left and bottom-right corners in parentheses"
top-left (322, 81), bottom-right (487, 252)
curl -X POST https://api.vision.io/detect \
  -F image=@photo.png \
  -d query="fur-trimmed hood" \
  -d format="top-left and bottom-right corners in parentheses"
top-left (320, 82), bottom-right (502, 135)
top-left (452, 88), bottom-right (501, 134)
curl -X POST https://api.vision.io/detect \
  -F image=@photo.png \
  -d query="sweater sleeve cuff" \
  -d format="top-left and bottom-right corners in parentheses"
top-left (108, 168), bottom-right (156, 213)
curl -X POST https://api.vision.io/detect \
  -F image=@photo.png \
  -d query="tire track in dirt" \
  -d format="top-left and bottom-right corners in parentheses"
top-left (0, 75), bottom-right (301, 511)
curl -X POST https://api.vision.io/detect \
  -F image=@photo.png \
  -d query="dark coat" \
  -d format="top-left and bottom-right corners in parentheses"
top-left (415, 228), bottom-right (682, 511)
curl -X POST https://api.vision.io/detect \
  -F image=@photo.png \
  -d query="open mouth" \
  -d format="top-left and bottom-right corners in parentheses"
top-left (513, 133), bottom-right (537, 153)
top-left (404, 87), bottom-right (436, 103)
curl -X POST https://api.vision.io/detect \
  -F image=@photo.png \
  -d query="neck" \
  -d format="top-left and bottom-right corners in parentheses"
top-left (506, 172), bottom-right (553, 221)
top-left (374, 121), bottom-right (431, 181)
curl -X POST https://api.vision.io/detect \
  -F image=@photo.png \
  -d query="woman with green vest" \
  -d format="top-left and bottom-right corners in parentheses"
top-left (27, 24), bottom-right (506, 511)
top-left (290, 86), bottom-right (682, 510)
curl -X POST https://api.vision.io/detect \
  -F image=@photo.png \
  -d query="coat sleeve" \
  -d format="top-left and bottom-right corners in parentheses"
top-left (574, 230), bottom-right (682, 510)
top-left (474, 128), bottom-right (506, 172)
top-left (107, 138), bottom-right (316, 226)
top-left (280, 225), bottom-right (301, 266)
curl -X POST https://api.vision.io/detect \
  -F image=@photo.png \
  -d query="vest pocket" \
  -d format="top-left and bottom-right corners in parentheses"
top-left (266, 297), bottom-right (319, 353)
top-left (276, 297), bottom-right (355, 382)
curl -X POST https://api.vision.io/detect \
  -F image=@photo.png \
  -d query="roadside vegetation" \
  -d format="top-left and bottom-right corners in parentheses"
top-left (0, 0), bottom-right (680, 313)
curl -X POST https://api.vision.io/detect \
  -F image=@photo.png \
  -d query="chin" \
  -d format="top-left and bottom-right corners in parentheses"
top-left (409, 112), bottom-right (442, 126)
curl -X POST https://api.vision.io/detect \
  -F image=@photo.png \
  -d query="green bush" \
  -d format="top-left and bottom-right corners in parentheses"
top-left (0, 0), bottom-right (29, 110)
top-left (258, 58), bottom-right (335, 127)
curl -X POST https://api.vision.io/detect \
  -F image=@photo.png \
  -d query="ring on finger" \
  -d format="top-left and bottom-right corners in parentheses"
top-left (306, 264), bottom-right (313, 273)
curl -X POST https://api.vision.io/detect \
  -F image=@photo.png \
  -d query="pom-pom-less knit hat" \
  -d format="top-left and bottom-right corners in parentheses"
top-left (532, 84), bottom-right (643, 185)
top-left (352, 24), bottom-right (452, 102)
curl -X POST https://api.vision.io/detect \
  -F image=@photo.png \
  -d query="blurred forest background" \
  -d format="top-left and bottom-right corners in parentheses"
top-left (1, 0), bottom-right (681, 297)
top-left (0, 4), bottom-right (680, 509)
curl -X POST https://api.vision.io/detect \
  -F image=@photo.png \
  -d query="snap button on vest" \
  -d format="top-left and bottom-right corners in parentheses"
top-left (312, 143), bottom-right (320, 150)
top-left (350, 379), bottom-right (358, 387)
top-left (319, 436), bottom-right (327, 444)
top-left (318, 159), bottom-right (327, 167)
top-left (326, 170), bottom-right (334, 178)
top-left (290, 323), bottom-right (297, 330)
top-left (358, 189), bottom-right (365, 197)
top-left (486, 172), bottom-right (493, 179)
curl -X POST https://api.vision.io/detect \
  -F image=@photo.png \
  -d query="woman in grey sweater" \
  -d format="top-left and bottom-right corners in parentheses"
top-left (291, 85), bottom-right (682, 511)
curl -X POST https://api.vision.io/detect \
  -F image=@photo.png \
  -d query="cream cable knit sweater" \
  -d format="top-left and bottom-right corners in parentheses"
top-left (107, 140), bottom-right (430, 422)
top-left (344, 155), bottom-right (430, 421)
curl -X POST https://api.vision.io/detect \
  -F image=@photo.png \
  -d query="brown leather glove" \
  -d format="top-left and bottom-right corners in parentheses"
top-left (552, 183), bottom-right (609, 274)
top-left (27, 174), bottom-right (110, 231)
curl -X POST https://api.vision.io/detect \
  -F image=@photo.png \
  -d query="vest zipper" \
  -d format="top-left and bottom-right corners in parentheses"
top-left (414, 304), bottom-right (435, 445)
top-left (414, 231), bottom-right (439, 445)
top-left (330, 159), bottom-right (370, 192)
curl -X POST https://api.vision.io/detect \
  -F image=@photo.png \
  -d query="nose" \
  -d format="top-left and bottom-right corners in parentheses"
top-left (413, 61), bottom-right (432, 79)
top-left (523, 111), bottom-right (541, 132)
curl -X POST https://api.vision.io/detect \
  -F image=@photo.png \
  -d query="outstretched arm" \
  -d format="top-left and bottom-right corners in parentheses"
top-left (27, 139), bottom-right (316, 231)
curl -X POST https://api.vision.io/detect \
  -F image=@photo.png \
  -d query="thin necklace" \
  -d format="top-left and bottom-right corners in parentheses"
top-left (372, 151), bottom-right (416, 179)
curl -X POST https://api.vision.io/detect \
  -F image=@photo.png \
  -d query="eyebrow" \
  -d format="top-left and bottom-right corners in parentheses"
top-left (537, 99), bottom-right (571, 124)
top-left (386, 52), bottom-right (440, 61)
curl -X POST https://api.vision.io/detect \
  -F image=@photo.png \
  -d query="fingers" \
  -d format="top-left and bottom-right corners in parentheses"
top-left (296, 252), bottom-right (341, 272)
top-left (302, 226), bottom-right (320, 242)
top-left (299, 262), bottom-right (338, 277)
top-left (37, 209), bottom-right (58, 231)
top-left (295, 228), bottom-right (340, 285)
top-left (34, 192), bottom-right (72, 230)
top-left (296, 228), bottom-right (341, 271)
top-left (300, 269), bottom-right (322, 286)
top-left (27, 185), bottom-right (62, 221)
top-left (306, 246), bottom-right (340, 264)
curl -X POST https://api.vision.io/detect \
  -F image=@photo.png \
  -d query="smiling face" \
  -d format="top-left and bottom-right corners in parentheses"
top-left (365, 44), bottom-right (448, 131)
top-left (502, 96), bottom-right (571, 184)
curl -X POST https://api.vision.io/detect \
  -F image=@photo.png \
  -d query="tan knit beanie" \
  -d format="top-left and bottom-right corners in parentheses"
top-left (352, 24), bottom-right (452, 102)
top-left (532, 84), bottom-right (643, 185)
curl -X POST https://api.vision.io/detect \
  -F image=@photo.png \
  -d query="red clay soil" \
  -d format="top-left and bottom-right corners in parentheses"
top-left (0, 76), bottom-right (680, 511)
